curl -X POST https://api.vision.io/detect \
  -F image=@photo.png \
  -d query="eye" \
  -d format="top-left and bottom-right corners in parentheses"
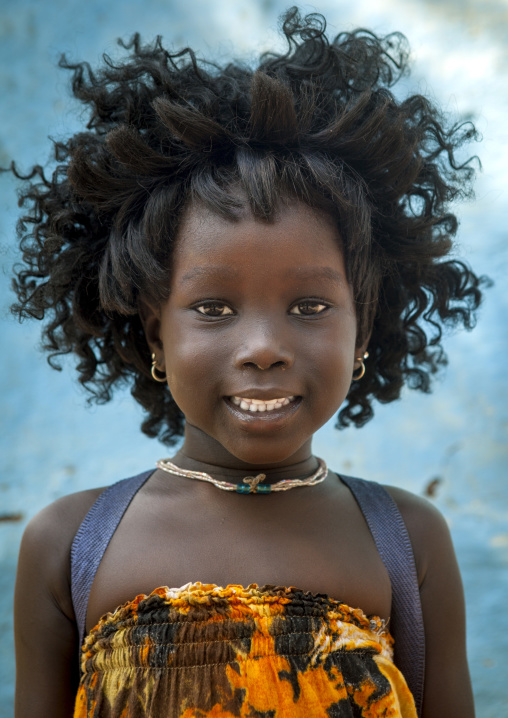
top-left (290, 301), bottom-right (329, 316)
top-left (195, 302), bottom-right (234, 317)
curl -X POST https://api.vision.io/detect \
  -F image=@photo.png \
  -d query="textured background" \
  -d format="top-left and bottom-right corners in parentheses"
top-left (0, 0), bottom-right (507, 715)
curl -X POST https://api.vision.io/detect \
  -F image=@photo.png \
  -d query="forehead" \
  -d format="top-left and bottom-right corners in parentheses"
top-left (173, 199), bottom-right (346, 272)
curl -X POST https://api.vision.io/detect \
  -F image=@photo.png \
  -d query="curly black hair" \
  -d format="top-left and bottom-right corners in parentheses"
top-left (10, 7), bottom-right (485, 445)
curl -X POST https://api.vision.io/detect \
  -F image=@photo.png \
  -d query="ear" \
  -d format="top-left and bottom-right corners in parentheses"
top-left (355, 340), bottom-right (370, 358)
top-left (138, 298), bottom-right (164, 362)
top-left (353, 330), bottom-right (372, 374)
top-left (355, 327), bottom-right (372, 357)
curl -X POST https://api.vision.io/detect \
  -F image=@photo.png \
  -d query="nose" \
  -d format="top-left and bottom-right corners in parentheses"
top-left (233, 317), bottom-right (294, 370)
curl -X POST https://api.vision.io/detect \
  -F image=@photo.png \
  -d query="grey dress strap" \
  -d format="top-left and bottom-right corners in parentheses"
top-left (340, 474), bottom-right (425, 717)
top-left (71, 469), bottom-right (154, 653)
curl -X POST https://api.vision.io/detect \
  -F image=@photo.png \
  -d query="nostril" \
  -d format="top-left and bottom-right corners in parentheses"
top-left (242, 359), bottom-right (288, 370)
top-left (243, 360), bottom-right (288, 371)
top-left (242, 362), bottom-right (260, 370)
top-left (235, 342), bottom-right (294, 371)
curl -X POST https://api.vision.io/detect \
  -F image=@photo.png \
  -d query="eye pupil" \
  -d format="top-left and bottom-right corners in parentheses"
top-left (197, 303), bottom-right (232, 317)
top-left (207, 304), bottom-right (223, 316)
top-left (301, 303), bottom-right (315, 314)
top-left (296, 301), bottom-right (326, 315)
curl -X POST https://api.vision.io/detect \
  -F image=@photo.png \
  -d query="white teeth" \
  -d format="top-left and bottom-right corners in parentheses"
top-left (230, 396), bottom-right (295, 412)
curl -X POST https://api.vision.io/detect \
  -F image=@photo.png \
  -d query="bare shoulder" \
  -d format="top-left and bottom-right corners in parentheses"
top-left (22, 486), bottom-right (105, 552)
top-left (18, 486), bottom-right (105, 618)
top-left (382, 485), bottom-right (453, 585)
top-left (14, 486), bottom-right (108, 717)
top-left (23, 485), bottom-right (105, 542)
top-left (381, 486), bottom-right (475, 717)
top-left (383, 484), bottom-right (448, 527)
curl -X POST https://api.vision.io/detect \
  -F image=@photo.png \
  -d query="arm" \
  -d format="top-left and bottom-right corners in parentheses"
top-left (14, 490), bottom-right (101, 718)
top-left (386, 487), bottom-right (475, 718)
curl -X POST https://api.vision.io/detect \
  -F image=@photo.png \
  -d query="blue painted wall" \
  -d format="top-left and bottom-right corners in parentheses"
top-left (1, 0), bottom-right (507, 714)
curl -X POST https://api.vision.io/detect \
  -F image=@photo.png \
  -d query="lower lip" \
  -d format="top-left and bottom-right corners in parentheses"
top-left (224, 397), bottom-right (302, 428)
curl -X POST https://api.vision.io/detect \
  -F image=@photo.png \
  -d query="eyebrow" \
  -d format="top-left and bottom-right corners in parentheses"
top-left (284, 266), bottom-right (347, 286)
top-left (179, 265), bottom-right (346, 286)
top-left (180, 266), bottom-right (240, 283)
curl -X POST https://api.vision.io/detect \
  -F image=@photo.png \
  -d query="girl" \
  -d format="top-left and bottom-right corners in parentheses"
top-left (12, 9), bottom-right (484, 718)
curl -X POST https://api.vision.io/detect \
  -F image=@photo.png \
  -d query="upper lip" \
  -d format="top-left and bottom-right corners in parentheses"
top-left (227, 390), bottom-right (300, 400)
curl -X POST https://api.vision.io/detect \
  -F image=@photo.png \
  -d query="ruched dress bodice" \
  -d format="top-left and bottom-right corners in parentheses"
top-left (74, 583), bottom-right (417, 717)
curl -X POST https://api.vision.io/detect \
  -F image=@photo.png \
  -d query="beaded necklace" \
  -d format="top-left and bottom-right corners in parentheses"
top-left (156, 457), bottom-right (328, 494)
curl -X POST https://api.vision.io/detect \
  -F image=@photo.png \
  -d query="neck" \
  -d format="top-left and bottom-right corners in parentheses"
top-left (171, 424), bottom-right (317, 484)
top-left (171, 451), bottom-right (320, 484)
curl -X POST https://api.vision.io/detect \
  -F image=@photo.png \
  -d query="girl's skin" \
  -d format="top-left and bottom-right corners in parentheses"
top-left (14, 200), bottom-right (474, 718)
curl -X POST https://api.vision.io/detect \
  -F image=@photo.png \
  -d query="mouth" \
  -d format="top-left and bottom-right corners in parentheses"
top-left (229, 396), bottom-right (296, 413)
top-left (224, 395), bottom-right (302, 428)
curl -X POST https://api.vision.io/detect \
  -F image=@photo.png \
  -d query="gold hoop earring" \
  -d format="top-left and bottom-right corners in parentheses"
top-left (151, 353), bottom-right (167, 382)
top-left (352, 351), bottom-right (369, 381)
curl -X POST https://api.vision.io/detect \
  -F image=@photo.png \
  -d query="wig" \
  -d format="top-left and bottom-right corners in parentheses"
top-left (11, 8), bottom-right (485, 444)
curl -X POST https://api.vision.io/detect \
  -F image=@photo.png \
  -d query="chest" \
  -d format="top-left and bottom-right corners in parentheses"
top-left (86, 474), bottom-right (392, 631)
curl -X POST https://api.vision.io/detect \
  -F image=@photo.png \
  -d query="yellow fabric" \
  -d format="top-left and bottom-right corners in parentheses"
top-left (74, 583), bottom-right (417, 717)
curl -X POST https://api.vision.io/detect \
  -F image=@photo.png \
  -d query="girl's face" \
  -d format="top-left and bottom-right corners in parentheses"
top-left (143, 200), bottom-right (366, 469)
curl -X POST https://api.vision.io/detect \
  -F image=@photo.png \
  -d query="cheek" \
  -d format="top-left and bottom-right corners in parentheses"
top-left (314, 320), bottom-right (356, 372)
top-left (310, 326), bottom-right (356, 401)
top-left (162, 328), bottom-right (222, 401)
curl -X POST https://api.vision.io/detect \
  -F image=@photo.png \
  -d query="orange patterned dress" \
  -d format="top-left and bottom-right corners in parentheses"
top-left (74, 583), bottom-right (417, 717)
